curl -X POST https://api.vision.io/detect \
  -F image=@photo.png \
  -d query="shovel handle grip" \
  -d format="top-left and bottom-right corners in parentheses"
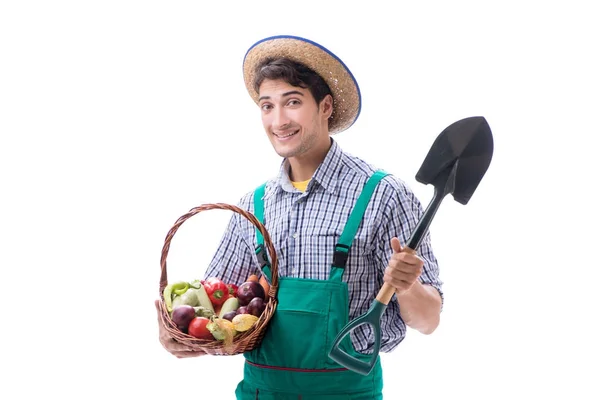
top-left (375, 246), bottom-right (417, 305)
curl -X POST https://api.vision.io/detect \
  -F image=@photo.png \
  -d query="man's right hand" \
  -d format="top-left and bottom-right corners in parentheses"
top-left (155, 299), bottom-right (206, 359)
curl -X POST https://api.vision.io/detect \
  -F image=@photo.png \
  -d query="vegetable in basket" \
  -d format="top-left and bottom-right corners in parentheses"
top-left (194, 306), bottom-right (215, 319)
top-left (171, 305), bottom-right (196, 333)
top-left (188, 317), bottom-right (212, 340)
top-left (163, 281), bottom-right (190, 312)
top-left (204, 277), bottom-right (230, 307)
top-left (236, 281), bottom-right (265, 306)
top-left (226, 283), bottom-right (238, 297)
top-left (168, 281), bottom-right (215, 313)
top-left (218, 296), bottom-right (240, 319)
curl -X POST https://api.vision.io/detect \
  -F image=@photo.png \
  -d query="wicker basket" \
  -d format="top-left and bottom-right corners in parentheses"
top-left (158, 203), bottom-right (279, 355)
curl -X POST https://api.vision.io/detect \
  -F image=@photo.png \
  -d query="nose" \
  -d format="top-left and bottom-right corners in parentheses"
top-left (273, 106), bottom-right (291, 129)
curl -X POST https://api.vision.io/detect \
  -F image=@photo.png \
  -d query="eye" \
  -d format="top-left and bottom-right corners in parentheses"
top-left (260, 103), bottom-right (273, 112)
top-left (287, 99), bottom-right (301, 107)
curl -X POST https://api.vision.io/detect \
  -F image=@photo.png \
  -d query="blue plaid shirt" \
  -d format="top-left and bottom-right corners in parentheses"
top-left (204, 139), bottom-right (443, 354)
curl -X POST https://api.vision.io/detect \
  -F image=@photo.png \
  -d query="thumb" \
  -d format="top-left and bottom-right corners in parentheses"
top-left (391, 237), bottom-right (403, 254)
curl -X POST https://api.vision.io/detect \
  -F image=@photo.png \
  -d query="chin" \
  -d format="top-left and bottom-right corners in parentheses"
top-left (270, 143), bottom-right (295, 159)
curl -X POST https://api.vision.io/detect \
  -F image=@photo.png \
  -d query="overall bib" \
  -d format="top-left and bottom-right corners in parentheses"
top-left (235, 171), bottom-right (388, 400)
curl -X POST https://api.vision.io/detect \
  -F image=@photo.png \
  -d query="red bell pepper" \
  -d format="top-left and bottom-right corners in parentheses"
top-left (204, 277), bottom-right (229, 307)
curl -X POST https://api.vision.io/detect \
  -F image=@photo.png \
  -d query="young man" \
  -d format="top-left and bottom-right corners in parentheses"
top-left (155, 35), bottom-right (443, 399)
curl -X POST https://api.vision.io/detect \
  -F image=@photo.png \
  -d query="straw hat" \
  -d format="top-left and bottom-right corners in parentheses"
top-left (243, 35), bottom-right (361, 134)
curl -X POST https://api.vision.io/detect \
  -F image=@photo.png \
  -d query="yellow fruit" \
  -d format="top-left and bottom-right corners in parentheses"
top-left (232, 314), bottom-right (259, 332)
top-left (207, 318), bottom-right (237, 347)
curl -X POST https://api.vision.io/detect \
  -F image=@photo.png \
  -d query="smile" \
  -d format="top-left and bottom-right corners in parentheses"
top-left (274, 130), bottom-right (298, 138)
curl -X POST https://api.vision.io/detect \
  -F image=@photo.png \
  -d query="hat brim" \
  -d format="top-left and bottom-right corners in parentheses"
top-left (243, 35), bottom-right (361, 134)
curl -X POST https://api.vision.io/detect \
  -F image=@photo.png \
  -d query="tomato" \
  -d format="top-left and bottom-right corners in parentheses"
top-left (187, 317), bottom-right (212, 340)
top-left (226, 283), bottom-right (239, 297)
top-left (204, 277), bottom-right (229, 307)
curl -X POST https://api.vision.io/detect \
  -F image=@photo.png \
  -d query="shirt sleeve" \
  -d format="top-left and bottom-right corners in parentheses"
top-left (202, 196), bottom-right (262, 286)
top-left (374, 177), bottom-right (444, 309)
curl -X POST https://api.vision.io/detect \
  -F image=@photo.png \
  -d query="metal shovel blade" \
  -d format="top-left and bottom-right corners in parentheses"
top-left (416, 116), bottom-right (493, 205)
top-left (328, 116), bottom-right (494, 376)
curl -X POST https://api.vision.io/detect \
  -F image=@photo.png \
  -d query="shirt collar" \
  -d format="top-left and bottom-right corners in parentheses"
top-left (265, 138), bottom-right (344, 199)
top-left (311, 138), bottom-right (344, 195)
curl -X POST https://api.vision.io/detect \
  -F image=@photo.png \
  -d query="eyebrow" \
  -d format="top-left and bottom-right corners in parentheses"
top-left (258, 90), bottom-right (305, 102)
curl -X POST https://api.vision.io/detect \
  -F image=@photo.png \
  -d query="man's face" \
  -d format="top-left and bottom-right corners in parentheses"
top-left (258, 79), bottom-right (332, 160)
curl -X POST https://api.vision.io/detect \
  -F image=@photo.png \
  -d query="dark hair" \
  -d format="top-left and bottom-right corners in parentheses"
top-left (253, 58), bottom-right (332, 106)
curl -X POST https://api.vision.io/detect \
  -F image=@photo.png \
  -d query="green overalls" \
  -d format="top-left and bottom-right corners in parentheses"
top-left (235, 171), bottom-right (388, 399)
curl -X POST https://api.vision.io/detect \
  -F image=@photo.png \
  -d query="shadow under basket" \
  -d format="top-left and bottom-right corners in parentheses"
top-left (158, 203), bottom-right (279, 355)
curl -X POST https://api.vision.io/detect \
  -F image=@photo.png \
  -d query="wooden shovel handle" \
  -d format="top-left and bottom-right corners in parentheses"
top-left (375, 247), bottom-right (417, 305)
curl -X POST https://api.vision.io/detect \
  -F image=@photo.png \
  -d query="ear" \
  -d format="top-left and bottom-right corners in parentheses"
top-left (320, 94), bottom-right (334, 120)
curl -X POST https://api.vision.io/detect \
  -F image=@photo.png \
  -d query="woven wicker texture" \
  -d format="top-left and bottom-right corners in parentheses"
top-left (158, 203), bottom-right (279, 355)
top-left (243, 35), bottom-right (360, 134)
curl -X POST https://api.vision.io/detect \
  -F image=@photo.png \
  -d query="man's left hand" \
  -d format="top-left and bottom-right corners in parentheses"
top-left (383, 237), bottom-right (424, 294)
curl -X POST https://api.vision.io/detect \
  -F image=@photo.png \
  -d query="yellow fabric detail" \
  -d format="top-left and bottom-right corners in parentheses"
top-left (291, 179), bottom-right (310, 192)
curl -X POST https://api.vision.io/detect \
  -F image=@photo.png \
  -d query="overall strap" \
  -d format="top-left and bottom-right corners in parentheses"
top-left (253, 183), bottom-right (272, 282)
top-left (330, 170), bottom-right (389, 282)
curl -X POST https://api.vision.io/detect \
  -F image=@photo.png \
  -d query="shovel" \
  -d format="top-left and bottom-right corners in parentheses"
top-left (328, 116), bottom-right (494, 375)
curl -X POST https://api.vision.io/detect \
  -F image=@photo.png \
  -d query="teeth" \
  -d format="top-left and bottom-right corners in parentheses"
top-left (276, 131), bottom-right (296, 138)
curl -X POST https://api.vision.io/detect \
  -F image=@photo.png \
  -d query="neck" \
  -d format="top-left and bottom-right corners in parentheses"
top-left (288, 140), bottom-right (332, 182)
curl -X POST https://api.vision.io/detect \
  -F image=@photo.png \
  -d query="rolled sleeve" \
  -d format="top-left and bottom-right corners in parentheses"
top-left (376, 177), bottom-right (444, 310)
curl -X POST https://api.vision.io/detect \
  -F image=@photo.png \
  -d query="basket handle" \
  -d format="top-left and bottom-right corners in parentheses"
top-left (159, 203), bottom-right (279, 299)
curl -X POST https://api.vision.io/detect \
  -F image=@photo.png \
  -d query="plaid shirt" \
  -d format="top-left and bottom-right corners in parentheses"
top-left (204, 139), bottom-right (443, 354)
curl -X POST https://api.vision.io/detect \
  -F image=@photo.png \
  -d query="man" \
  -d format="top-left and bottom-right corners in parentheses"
top-left (155, 35), bottom-right (443, 399)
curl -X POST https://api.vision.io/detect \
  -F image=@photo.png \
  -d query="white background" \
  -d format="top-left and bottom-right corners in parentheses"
top-left (1, 1), bottom-right (598, 399)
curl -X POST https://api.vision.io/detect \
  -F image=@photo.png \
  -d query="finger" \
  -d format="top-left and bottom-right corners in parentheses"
top-left (174, 350), bottom-right (202, 358)
top-left (395, 252), bottom-right (423, 266)
top-left (383, 273), bottom-right (414, 292)
top-left (391, 237), bottom-right (403, 253)
top-left (167, 338), bottom-right (194, 352)
top-left (386, 266), bottom-right (421, 282)
top-left (388, 257), bottom-right (423, 273)
top-left (385, 269), bottom-right (420, 288)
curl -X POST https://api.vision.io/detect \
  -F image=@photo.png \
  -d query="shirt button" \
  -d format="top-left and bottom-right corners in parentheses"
top-left (292, 232), bottom-right (298, 239)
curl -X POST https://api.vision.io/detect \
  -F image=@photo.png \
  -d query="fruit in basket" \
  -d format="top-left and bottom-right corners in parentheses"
top-left (236, 306), bottom-right (248, 315)
top-left (246, 297), bottom-right (266, 317)
top-left (218, 296), bottom-right (239, 319)
top-left (171, 305), bottom-right (196, 332)
top-left (188, 317), bottom-right (213, 340)
top-left (232, 314), bottom-right (259, 332)
top-left (207, 318), bottom-right (237, 343)
top-left (236, 281), bottom-right (265, 306)
top-left (221, 311), bottom-right (237, 321)
top-left (204, 277), bottom-right (230, 307)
